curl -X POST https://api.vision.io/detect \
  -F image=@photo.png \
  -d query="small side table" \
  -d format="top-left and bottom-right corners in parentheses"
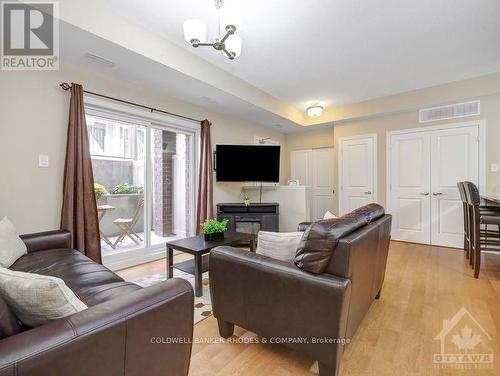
top-left (166, 231), bottom-right (256, 297)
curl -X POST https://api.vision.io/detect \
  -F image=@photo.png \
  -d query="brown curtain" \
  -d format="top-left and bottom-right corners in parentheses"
top-left (196, 119), bottom-right (214, 234)
top-left (61, 83), bottom-right (102, 263)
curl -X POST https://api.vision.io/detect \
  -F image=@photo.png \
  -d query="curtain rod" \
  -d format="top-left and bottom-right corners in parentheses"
top-left (59, 82), bottom-right (202, 124)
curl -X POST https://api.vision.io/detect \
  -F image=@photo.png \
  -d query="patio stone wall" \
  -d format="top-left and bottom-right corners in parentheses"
top-left (92, 158), bottom-right (133, 191)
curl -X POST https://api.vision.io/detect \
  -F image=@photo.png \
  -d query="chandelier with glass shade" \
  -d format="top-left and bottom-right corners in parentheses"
top-left (183, 0), bottom-right (242, 60)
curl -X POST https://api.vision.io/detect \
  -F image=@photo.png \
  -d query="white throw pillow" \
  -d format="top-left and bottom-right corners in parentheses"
top-left (256, 231), bottom-right (304, 262)
top-left (0, 268), bottom-right (87, 327)
top-left (323, 210), bottom-right (337, 219)
top-left (0, 217), bottom-right (27, 268)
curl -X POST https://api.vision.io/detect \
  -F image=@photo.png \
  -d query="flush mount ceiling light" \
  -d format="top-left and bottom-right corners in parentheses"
top-left (183, 0), bottom-right (242, 60)
top-left (307, 105), bottom-right (324, 117)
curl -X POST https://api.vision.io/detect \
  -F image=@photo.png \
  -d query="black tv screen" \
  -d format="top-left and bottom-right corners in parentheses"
top-left (216, 145), bottom-right (280, 182)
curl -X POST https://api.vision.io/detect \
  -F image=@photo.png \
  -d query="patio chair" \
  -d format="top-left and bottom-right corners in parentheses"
top-left (113, 197), bottom-right (144, 247)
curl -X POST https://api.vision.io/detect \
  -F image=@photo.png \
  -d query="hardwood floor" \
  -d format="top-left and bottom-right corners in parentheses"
top-left (117, 241), bottom-right (500, 375)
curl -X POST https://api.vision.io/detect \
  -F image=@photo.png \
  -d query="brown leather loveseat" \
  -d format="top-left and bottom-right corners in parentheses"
top-left (0, 230), bottom-right (194, 376)
top-left (209, 204), bottom-right (392, 376)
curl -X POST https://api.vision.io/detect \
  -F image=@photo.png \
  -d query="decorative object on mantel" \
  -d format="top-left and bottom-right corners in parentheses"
top-left (201, 218), bottom-right (229, 241)
top-left (254, 135), bottom-right (279, 145)
top-left (183, 0), bottom-right (242, 60)
top-left (287, 179), bottom-right (300, 186)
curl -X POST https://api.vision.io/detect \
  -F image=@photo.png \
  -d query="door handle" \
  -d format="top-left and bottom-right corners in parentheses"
top-left (420, 192), bottom-right (430, 196)
top-left (432, 192), bottom-right (443, 196)
top-left (364, 191), bottom-right (372, 195)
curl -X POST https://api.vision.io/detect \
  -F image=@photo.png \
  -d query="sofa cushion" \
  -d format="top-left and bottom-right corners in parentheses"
top-left (323, 210), bottom-right (337, 219)
top-left (256, 231), bottom-right (304, 262)
top-left (10, 249), bottom-right (141, 307)
top-left (294, 203), bottom-right (385, 274)
top-left (0, 268), bottom-right (88, 327)
top-left (0, 217), bottom-right (27, 268)
top-left (0, 295), bottom-right (21, 339)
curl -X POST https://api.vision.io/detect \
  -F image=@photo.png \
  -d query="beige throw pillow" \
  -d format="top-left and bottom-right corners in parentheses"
top-left (0, 217), bottom-right (27, 268)
top-left (323, 210), bottom-right (337, 219)
top-left (256, 231), bottom-right (304, 262)
top-left (0, 268), bottom-right (87, 327)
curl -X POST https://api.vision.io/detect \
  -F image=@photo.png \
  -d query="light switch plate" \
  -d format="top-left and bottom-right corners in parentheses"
top-left (491, 163), bottom-right (499, 173)
top-left (38, 154), bottom-right (49, 168)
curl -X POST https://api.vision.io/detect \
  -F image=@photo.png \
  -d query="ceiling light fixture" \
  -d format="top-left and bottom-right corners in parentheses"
top-left (183, 0), bottom-right (242, 60)
top-left (307, 105), bottom-right (324, 117)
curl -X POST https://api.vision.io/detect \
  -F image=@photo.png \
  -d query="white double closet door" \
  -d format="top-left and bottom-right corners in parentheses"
top-left (290, 148), bottom-right (335, 220)
top-left (389, 124), bottom-right (480, 248)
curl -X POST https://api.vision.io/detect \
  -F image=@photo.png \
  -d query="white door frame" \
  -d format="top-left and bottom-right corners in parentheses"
top-left (338, 133), bottom-right (378, 215)
top-left (386, 120), bottom-right (486, 215)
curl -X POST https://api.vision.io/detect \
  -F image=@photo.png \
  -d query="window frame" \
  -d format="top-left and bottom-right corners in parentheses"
top-left (84, 95), bottom-right (200, 271)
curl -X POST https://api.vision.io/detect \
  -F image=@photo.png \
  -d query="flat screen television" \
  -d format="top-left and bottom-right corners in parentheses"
top-left (216, 145), bottom-right (280, 182)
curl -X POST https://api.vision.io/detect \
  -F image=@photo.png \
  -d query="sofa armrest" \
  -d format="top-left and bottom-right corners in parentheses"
top-left (209, 246), bottom-right (351, 367)
top-left (0, 278), bottom-right (194, 376)
top-left (297, 221), bottom-right (312, 231)
top-left (20, 230), bottom-right (72, 253)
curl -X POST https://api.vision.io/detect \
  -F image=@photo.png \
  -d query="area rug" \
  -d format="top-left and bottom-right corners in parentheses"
top-left (131, 270), bottom-right (212, 324)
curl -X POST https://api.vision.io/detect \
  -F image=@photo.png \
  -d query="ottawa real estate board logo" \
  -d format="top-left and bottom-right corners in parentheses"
top-left (1, 1), bottom-right (59, 70)
top-left (433, 307), bottom-right (494, 369)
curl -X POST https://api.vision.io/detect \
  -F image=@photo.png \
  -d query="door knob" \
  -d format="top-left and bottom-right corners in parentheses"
top-left (420, 192), bottom-right (430, 196)
top-left (432, 192), bottom-right (443, 196)
top-left (364, 191), bottom-right (372, 195)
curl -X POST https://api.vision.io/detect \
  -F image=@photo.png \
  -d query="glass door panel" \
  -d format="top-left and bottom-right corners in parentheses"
top-left (150, 127), bottom-right (194, 245)
top-left (87, 114), bottom-right (146, 256)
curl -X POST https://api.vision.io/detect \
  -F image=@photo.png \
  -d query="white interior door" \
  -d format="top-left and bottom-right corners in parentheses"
top-left (430, 126), bottom-right (479, 247)
top-left (339, 135), bottom-right (377, 215)
top-left (390, 132), bottom-right (432, 244)
top-left (312, 148), bottom-right (335, 220)
top-left (290, 149), bottom-right (312, 186)
top-left (389, 123), bottom-right (481, 248)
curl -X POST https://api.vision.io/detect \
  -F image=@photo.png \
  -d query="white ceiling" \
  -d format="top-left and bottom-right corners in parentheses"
top-left (60, 22), bottom-right (304, 132)
top-left (106, 0), bottom-right (500, 111)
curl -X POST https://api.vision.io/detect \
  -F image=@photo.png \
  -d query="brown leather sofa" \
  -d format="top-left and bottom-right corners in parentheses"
top-left (0, 230), bottom-right (194, 376)
top-left (209, 206), bottom-right (391, 376)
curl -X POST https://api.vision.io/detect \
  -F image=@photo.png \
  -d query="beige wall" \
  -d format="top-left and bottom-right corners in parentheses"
top-left (285, 95), bottom-right (500, 215)
top-left (1, 62), bottom-right (499, 234)
top-left (0, 63), bottom-right (286, 234)
top-left (333, 95), bottom-right (500, 214)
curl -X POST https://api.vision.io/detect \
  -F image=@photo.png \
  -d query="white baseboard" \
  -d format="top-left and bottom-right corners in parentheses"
top-left (103, 247), bottom-right (166, 272)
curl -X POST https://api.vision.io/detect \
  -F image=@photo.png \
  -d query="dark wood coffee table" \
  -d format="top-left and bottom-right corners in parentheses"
top-left (166, 231), bottom-right (256, 297)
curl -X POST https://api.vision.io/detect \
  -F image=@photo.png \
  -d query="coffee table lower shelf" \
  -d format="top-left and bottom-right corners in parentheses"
top-left (174, 255), bottom-right (209, 275)
top-left (166, 231), bottom-right (256, 297)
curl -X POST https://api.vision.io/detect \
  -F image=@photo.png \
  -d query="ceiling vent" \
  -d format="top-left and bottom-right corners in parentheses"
top-left (84, 53), bottom-right (116, 68)
top-left (419, 100), bottom-right (480, 123)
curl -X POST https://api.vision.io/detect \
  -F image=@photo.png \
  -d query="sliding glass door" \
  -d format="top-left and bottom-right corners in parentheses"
top-left (86, 109), bottom-right (196, 268)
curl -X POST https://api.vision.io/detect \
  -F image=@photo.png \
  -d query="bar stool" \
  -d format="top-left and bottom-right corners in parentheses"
top-left (463, 181), bottom-right (500, 278)
top-left (457, 182), bottom-right (500, 264)
top-left (457, 182), bottom-right (471, 259)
